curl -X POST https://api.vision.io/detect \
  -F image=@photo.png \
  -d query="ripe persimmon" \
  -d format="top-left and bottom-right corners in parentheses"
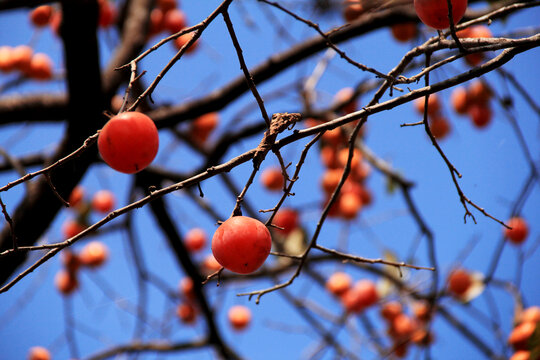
top-left (25, 53), bottom-right (53, 80)
top-left (98, 111), bottom-right (159, 174)
top-left (341, 279), bottom-right (378, 313)
top-left (326, 272), bottom-right (352, 296)
top-left (91, 190), bottom-right (115, 213)
top-left (342, 0), bottom-right (364, 23)
top-left (338, 192), bottom-right (362, 220)
top-left (0, 46), bottom-right (15, 72)
top-left (62, 219), bottom-right (86, 239)
top-left (28, 346), bottom-right (51, 360)
top-left (392, 313), bottom-right (417, 338)
top-left (98, 0), bottom-right (116, 28)
top-left (391, 22), bottom-right (418, 42)
top-left (79, 241), bottom-right (109, 268)
top-left (184, 228), bottom-right (207, 252)
top-left (451, 86), bottom-right (470, 114)
top-left (414, 94), bottom-right (441, 116)
top-left (211, 216), bottom-right (271, 274)
top-left (163, 8), bottom-right (186, 33)
top-left (61, 249), bottom-right (81, 274)
top-left (179, 277), bottom-right (195, 300)
top-left (68, 185), bottom-right (85, 208)
top-left (11, 45), bottom-right (33, 72)
top-left (447, 268), bottom-right (472, 297)
top-left (468, 103), bottom-right (492, 128)
top-left (202, 253), bottom-right (222, 273)
top-left (228, 305), bottom-right (251, 330)
top-left (55, 270), bottom-right (78, 295)
top-left (261, 167), bottom-right (284, 191)
top-left (520, 306), bottom-right (540, 324)
top-left (273, 208), bottom-right (299, 235)
top-left (29, 5), bottom-right (54, 27)
top-left (508, 321), bottom-right (537, 350)
top-left (414, 0), bottom-right (467, 30)
top-left (191, 112), bottom-right (218, 143)
top-left (176, 303), bottom-right (197, 323)
top-left (504, 217), bottom-right (529, 245)
top-left (429, 115), bottom-right (451, 140)
top-left (174, 33), bottom-right (198, 53)
top-left (380, 301), bottom-right (403, 322)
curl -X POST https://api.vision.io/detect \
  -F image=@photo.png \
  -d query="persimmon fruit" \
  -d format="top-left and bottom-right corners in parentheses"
top-left (62, 219), bottom-right (86, 239)
top-left (28, 346), bottom-right (51, 360)
top-left (341, 279), bottom-right (378, 313)
top-left (391, 22), bottom-right (418, 42)
top-left (25, 53), bottom-right (53, 80)
top-left (451, 86), bottom-right (469, 114)
top-left (504, 217), bottom-right (529, 245)
top-left (98, 111), bottom-right (159, 174)
top-left (91, 190), bottom-right (115, 213)
top-left (380, 301), bottom-right (403, 322)
top-left (414, 0), bottom-right (467, 30)
top-left (79, 241), bottom-right (109, 268)
top-left (326, 271), bottom-right (352, 296)
top-left (0, 46), bottom-right (15, 72)
top-left (184, 228), bottom-right (207, 252)
top-left (29, 5), bottom-right (54, 27)
top-left (469, 103), bottom-right (492, 128)
top-left (68, 185), bottom-right (85, 208)
top-left (211, 216), bottom-right (272, 274)
top-left (273, 208), bottom-right (299, 235)
top-left (163, 8), bottom-right (186, 33)
top-left (191, 112), bottom-right (218, 143)
top-left (228, 305), bottom-right (251, 330)
top-left (429, 115), bottom-right (451, 139)
top-left (447, 268), bottom-right (472, 296)
top-left (176, 303), bottom-right (197, 323)
top-left (55, 270), bottom-right (78, 295)
top-left (261, 167), bottom-right (284, 191)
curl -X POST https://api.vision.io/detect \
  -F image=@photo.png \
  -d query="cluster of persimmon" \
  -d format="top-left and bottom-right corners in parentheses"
top-left (379, 300), bottom-right (434, 357)
top-left (306, 88), bottom-right (372, 221)
top-left (27, 346), bottom-right (51, 360)
top-left (508, 306), bottom-right (540, 360)
top-left (451, 79), bottom-right (494, 128)
top-left (148, 0), bottom-right (198, 52)
top-left (0, 45), bottom-right (53, 81)
top-left (55, 241), bottom-right (109, 295)
top-left (325, 272), bottom-right (379, 313)
top-left (63, 187), bottom-right (116, 239)
top-left (414, 93), bottom-right (451, 140)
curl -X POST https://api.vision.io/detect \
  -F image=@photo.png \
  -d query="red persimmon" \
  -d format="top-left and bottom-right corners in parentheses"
top-left (414, 0), bottom-right (467, 30)
top-left (211, 216), bottom-right (271, 274)
top-left (98, 112), bottom-right (159, 174)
